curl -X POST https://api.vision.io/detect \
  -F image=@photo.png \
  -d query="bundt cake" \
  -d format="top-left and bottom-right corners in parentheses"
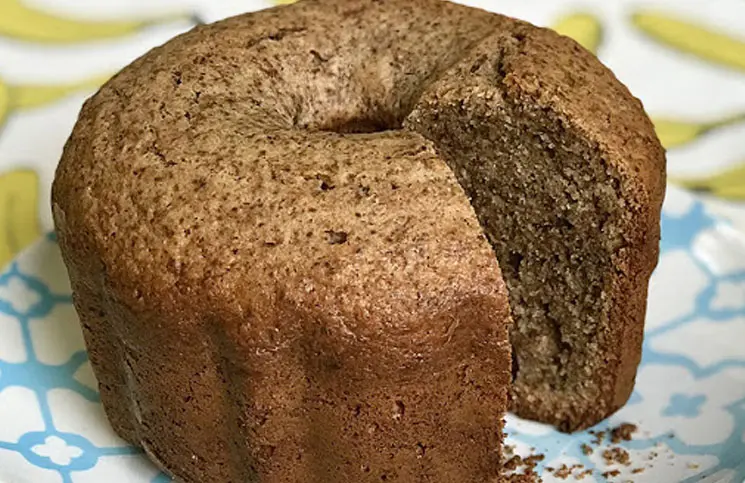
top-left (52, 0), bottom-right (666, 481)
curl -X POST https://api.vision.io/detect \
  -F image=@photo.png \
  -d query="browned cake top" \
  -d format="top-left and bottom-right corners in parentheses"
top-left (53, 0), bottom-right (510, 357)
top-left (53, 0), bottom-right (663, 356)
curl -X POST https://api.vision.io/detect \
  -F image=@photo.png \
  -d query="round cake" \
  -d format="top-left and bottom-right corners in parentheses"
top-left (52, 0), bottom-right (666, 481)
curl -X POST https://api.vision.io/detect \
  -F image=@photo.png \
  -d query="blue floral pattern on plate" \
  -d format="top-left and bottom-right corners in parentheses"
top-left (1, 187), bottom-right (744, 482)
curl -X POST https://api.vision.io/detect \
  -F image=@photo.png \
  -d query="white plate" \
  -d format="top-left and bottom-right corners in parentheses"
top-left (1, 187), bottom-right (744, 482)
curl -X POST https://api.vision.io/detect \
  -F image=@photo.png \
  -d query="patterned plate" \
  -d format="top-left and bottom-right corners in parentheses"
top-left (1, 186), bottom-right (744, 483)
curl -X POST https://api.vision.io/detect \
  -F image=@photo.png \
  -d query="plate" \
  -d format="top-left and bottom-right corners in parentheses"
top-left (1, 187), bottom-right (744, 483)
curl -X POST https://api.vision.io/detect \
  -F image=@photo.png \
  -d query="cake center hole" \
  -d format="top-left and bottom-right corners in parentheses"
top-left (323, 114), bottom-right (402, 134)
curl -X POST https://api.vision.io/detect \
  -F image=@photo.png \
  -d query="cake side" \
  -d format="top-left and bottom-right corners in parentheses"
top-left (53, 120), bottom-right (513, 482)
top-left (58, 262), bottom-right (512, 482)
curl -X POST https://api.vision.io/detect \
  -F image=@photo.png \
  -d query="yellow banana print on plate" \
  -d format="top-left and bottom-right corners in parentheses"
top-left (654, 113), bottom-right (745, 149)
top-left (552, 12), bottom-right (603, 55)
top-left (0, 81), bottom-right (9, 128)
top-left (11, 74), bottom-right (111, 110)
top-left (632, 10), bottom-right (745, 72)
top-left (0, 73), bottom-right (110, 128)
top-left (0, 169), bottom-right (40, 268)
top-left (673, 163), bottom-right (745, 200)
top-left (0, 0), bottom-right (196, 44)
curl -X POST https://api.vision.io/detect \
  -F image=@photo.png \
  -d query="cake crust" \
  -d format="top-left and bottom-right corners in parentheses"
top-left (53, 0), bottom-right (664, 480)
top-left (54, 2), bottom-right (515, 481)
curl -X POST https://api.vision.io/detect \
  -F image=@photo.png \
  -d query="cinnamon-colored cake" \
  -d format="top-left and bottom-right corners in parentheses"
top-left (52, 0), bottom-right (665, 481)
